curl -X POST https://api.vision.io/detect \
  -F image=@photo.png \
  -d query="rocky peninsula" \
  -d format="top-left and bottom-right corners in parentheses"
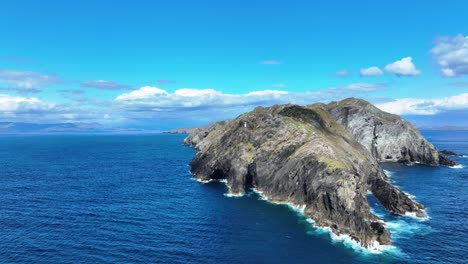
top-left (184, 98), bottom-right (456, 248)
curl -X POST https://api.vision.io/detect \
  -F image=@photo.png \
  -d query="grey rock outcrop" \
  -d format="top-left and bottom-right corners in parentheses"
top-left (326, 98), bottom-right (457, 166)
top-left (185, 103), bottom-right (427, 247)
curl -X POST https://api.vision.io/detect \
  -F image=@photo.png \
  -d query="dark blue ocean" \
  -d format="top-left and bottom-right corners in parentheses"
top-left (0, 131), bottom-right (467, 263)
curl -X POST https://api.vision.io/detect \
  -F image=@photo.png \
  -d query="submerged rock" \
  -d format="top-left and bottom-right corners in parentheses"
top-left (185, 102), bottom-right (431, 248)
top-left (326, 98), bottom-right (457, 167)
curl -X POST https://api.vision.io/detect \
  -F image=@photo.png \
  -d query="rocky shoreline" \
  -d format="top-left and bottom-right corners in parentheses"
top-left (184, 98), bottom-right (457, 248)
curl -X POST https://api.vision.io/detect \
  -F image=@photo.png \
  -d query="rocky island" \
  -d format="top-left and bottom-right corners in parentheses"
top-left (184, 98), bottom-right (457, 249)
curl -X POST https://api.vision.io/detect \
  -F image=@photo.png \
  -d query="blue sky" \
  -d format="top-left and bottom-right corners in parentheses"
top-left (1, 0), bottom-right (467, 130)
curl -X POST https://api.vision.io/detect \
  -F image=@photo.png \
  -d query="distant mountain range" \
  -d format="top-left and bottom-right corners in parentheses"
top-left (163, 127), bottom-right (199, 134)
top-left (0, 122), bottom-right (155, 134)
top-left (418, 126), bottom-right (468, 131)
top-left (1, 122), bottom-right (467, 134)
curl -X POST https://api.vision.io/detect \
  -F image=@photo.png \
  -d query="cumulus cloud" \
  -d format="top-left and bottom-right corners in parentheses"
top-left (261, 60), bottom-right (281, 65)
top-left (272, 84), bottom-right (286, 88)
top-left (430, 34), bottom-right (468, 77)
top-left (0, 94), bottom-right (57, 115)
top-left (3, 57), bottom-right (29, 63)
top-left (115, 87), bottom-right (289, 110)
top-left (0, 94), bottom-right (42, 111)
top-left (335, 70), bottom-right (349, 77)
top-left (0, 93), bottom-right (114, 124)
top-left (0, 70), bottom-right (61, 92)
top-left (58, 89), bottom-right (86, 102)
top-left (448, 81), bottom-right (468, 88)
top-left (0, 87), bottom-right (41, 94)
top-left (81, 80), bottom-right (133, 90)
top-left (360, 66), bottom-right (383, 77)
top-left (110, 83), bottom-right (387, 126)
top-left (306, 83), bottom-right (385, 100)
top-left (115, 83), bottom-right (383, 113)
top-left (157, 79), bottom-right (176, 85)
top-left (116, 86), bottom-right (168, 101)
top-left (331, 83), bottom-right (385, 93)
top-left (384, 57), bottom-right (421, 76)
top-left (376, 93), bottom-right (468, 115)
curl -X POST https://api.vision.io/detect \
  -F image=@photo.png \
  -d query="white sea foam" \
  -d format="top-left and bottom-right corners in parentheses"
top-left (205, 181), bottom-right (406, 255)
top-left (305, 218), bottom-right (399, 254)
top-left (449, 164), bottom-right (464, 169)
top-left (193, 178), bottom-right (228, 184)
top-left (252, 188), bottom-right (397, 254)
top-left (404, 192), bottom-right (416, 199)
top-left (252, 188), bottom-right (306, 213)
top-left (383, 169), bottom-right (394, 177)
top-left (404, 211), bottom-right (430, 221)
top-left (223, 181), bottom-right (246, 198)
top-left (385, 218), bottom-right (432, 239)
top-left (251, 188), bottom-right (268, 200)
top-left (223, 192), bottom-right (245, 198)
top-left (193, 177), bottom-right (243, 197)
top-left (404, 212), bottom-right (418, 218)
top-left (330, 231), bottom-right (398, 254)
top-left (194, 178), bottom-right (213, 184)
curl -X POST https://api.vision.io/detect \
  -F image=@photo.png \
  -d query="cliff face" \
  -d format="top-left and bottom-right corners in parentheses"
top-left (326, 98), bottom-right (456, 166)
top-left (185, 103), bottom-right (427, 247)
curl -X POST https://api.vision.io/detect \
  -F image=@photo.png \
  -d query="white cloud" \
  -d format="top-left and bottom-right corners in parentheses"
top-left (335, 70), bottom-right (349, 77)
top-left (0, 83), bottom-right (388, 126)
top-left (116, 86), bottom-right (169, 100)
top-left (360, 66), bottom-right (383, 77)
top-left (0, 93), bottom-right (112, 124)
top-left (431, 34), bottom-right (468, 77)
top-left (246, 90), bottom-right (288, 96)
top-left (0, 70), bottom-right (61, 91)
top-left (174, 88), bottom-right (221, 97)
top-left (81, 80), bottom-right (133, 90)
top-left (376, 93), bottom-right (468, 115)
top-left (115, 87), bottom-right (289, 109)
top-left (0, 94), bottom-right (53, 112)
top-left (384, 57), bottom-right (421, 76)
top-left (115, 84), bottom-right (384, 114)
top-left (272, 84), bottom-right (286, 88)
top-left (336, 83), bottom-right (385, 92)
top-left (261, 60), bottom-right (281, 65)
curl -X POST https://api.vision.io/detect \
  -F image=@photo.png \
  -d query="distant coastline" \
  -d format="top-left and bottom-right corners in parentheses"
top-left (419, 126), bottom-right (468, 131)
top-left (162, 127), bottom-right (199, 134)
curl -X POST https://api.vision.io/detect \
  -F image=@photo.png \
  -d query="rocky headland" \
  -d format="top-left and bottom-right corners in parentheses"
top-left (184, 98), bottom-right (457, 248)
top-left (440, 150), bottom-right (463, 157)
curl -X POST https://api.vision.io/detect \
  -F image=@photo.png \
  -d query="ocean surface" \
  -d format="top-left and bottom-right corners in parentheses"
top-left (0, 131), bottom-right (467, 264)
